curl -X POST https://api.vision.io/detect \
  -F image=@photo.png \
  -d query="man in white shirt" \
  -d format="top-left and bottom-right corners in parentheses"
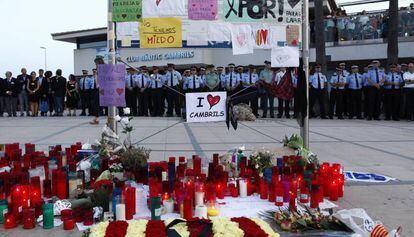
top-left (403, 63), bottom-right (414, 120)
top-left (163, 63), bottom-right (182, 117)
top-left (150, 66), bottom-right (164, 117)
top-left (309, 64), bottom-right (328, 119)
top-left (243, 65), bottom-right (259, 116)
top-left (125, 68), bottom-right (138, 116)
top-left (136, 66), bottom-right (151, 116)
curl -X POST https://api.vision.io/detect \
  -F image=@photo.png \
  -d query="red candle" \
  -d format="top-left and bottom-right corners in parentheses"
top-left (213, 154), bottom-right (219, 167)
top-left (289, 191), bottom-right (297, 211)
top-left (268, 184), bottom-right (275, 202)
top-left (337, 175), bottom-right (344, 197)
top-left (193, 156), bottom-right (201, 176)
top-left (124, 187), bottom-right (135, 220)
top-left (216, 183), bottom-right (224, 199)
top-left (310, 185), bottom-right (319, 208)
top-left (229, 183), bottom-right (238, 197)
top-left (329, 180), bottom-right (339, 201)
top-left (43, 179), bottom-right (52, 198)
top-left (22, 209), bottom-right (35, 229)
top-left (83, 208), bottom-right (94, 226)
top-left (299, 185), bottom-right (309, 203)
top-left (259, 179), bottom-right (268, 199)
top-left (162, 192), bottom-right (170, 202)
top-left (205, 183), bottom-right (216, 202)
top-left (275, 186), bottom-right (284, 206)
top-left (4, 213), bottom-right (17, 229)
top-left (183, 196), bottom-right (193, 220)
top-left (64, 219), bottom-right (75, 230)
top-left (61, 209), bottom-right (72, 221)
top-left (57, 170), bottom-right (67, 199)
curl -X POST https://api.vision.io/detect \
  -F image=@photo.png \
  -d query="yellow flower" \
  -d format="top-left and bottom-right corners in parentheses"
top-left (126, 220), bottom-right (148, 237)
top-left (89, 221), bottom-right (109, 237)
top-left (212, 217), bottom-right (244, 237)
top-left (251, 218), bottom-right (280, 237)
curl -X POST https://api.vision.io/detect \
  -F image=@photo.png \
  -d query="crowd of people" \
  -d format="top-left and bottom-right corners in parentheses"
top-left (1, 60), bottom-right (414, 122)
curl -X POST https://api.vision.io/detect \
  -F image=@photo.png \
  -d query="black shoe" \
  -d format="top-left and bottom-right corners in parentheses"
top-left (357, 116), bottom-right (363, 120)
top-left (80, 113), bottom-right (86, 116)
top-left (393, 118), bottom-right (400, 121)
top-left (277, 114), bottom-right (282, 118)
top-left (270, 115), bottom-right (275, 118)
top-left (385, 118), bottom-right (391, 121)
top-left (286, 115), bottom-right (291, 119)
top-left (348, 116), bottom-right (353, 119)
top-left (367, 117), bottom-right (372, 121)
top-left (338, 116), bottom-right (344, 120)
top-left (329, 116), bottom-right (333, 119)
top-left (374, 117), bottom-right (380, 121)
top-left (261, 115), bottom-right (267, 118)
top-left (321, 116), bottom-right (328, 119)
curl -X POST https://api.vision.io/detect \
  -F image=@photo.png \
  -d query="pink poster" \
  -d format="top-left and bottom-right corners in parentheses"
top-left (188, 0), bottom-right (217, 20)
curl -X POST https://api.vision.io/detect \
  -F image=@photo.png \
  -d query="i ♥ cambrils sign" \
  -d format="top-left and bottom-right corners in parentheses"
top-left (186, 92), bottom-right (227, 123)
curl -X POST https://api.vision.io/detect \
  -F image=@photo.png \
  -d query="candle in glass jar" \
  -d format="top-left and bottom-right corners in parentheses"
top-left (329, 180), bottom-right (339, 201)
top-left (259, 179), bottom-right (268, 199)
top-left (42, 203), bottom-right (54, 229)
top-left (4, 213), bottom-right (17, 229)
top-left (64, 219), bottom-right (75, 230)
top-left (116, 204), bottom-right (126, 221)
top-left (337, 175), bottom-right (344, 197)
top-left (216, 183), bottom-right (224, 199)
top-left (163, 199), bottom-right (174, 213)
top-left (150, 197), bottom-right (161, 220)
top-left (195, 191), bottom-right (205, 206)
top-left (282, 180), bottom-right (290, 202)
top-left (206, 202), bottom-right (219, 217)
top-left (194, 205), bottom-right (207, 219)
top-left (22, 208), bottom-right (35, 229)
top-left (183, 196), bottom-right (193, 220)
top-left (289, 191), bottom-right (297, 211)
top-left (239, 179), bottom-right (247, 198)
top-left (300, 185), bottom-right (309, 203)
top-left (275, 186), bottom-right (284, 206)
top-left (310, 185), bottom-right (320, 208)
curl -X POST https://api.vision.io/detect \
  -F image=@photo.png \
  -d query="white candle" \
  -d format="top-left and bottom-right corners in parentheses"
top-left (116, 204), bottom-right (126, 220)
top-left (163, 200), bottom-right (174, 213)
top-left (161, 171), bottom-right (167, 181)
top-left (239, 179), bottom-right (247, 198)
top-left (195, 192), bottom-right (205, 206)
top-left (194, 205), bottom-right (207, 219)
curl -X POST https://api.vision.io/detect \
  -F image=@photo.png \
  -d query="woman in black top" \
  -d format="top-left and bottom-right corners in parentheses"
top-left (66, 74), bottom-right (78, 116)
top-left (40, 71), bottom-right (54, 116)
top-left (27, 71), bottom-right (40, 116)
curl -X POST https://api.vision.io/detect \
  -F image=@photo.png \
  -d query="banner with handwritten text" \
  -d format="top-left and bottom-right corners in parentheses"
top-left (112, 0), bottom-right (142, 22)
top-left (98, 64), bottom-right (126, 107)
top-left (188, 0), bottom-right (218, 20)
top-left (140, 18), bottom-right (183, 48)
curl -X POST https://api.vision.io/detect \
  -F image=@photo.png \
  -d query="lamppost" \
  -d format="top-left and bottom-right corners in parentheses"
top-left (40, 46), bottom-right (47, 71)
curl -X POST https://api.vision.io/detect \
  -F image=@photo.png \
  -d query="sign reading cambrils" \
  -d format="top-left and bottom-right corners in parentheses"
top-left (140, 18), bottom-right (183, 48)
top-left (222, 0), bottom-right (302, 24)
top-left (186, 92), bottom-right (227, 123)
top-left (112, 0), bottom-right (142, 22)
top-left (98, 64), bottom-right (126, 107)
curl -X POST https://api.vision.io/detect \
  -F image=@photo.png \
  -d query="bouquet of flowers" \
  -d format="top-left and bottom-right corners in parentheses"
top-left (249, 149), bottom-right (275, 177)
top-left (282, 134), bottom-right (318, 165)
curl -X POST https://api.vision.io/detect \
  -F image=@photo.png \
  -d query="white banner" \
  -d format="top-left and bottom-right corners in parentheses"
top-left (271, 46), bottom-right (299, 67)
top-left (186, 92), bottom-right (227, 123)
top-left (142, 0), bottom-right (186, 17)
top-left (231, 24), bottom-right (254, 55)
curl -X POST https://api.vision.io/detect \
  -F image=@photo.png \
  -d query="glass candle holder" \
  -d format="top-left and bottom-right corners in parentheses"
top-left (42, 203), bottom-right (54, 229)
top-left (0, 202), bottom-right (8, 224)
top-left (4, 213), bottom-right (17, 229)
top-left (63, 218), bottom-right (75, 230)
top-left (206, 201), bottom-right (220, 217)
top-left (22, 208), bottom-right (36, 229)
top-left (60, 209), bottom-right (72, 221)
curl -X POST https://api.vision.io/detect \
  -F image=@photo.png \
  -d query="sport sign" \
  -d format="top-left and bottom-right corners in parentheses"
top-left (186, 92), bottom-right (227, 123)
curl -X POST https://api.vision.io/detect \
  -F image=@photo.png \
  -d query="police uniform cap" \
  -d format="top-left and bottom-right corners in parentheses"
top-left (264, 61), bottom-right (271, 65)
top-left (367, 64), bottom-right (373, 68)
top-left (217, 66), bottom-right (224, 70)
top-left (401, 63), bottom-right (408, 67)
top-left (140, 66), bottom-right (148, 70)
top-left (339, 62), bottom-right (346, 66)
top-left (167, 63), bottom-right (174, 67)
top-left (152, 66), bottom-right (159, 70)
top-left (351, 65), bottom-right (358, 69)
top-left (237, 65), bottom-right (244, 69)
top-left (248, 64), bottom-right (255, 69)
top-left (372, 60), bottom-right (380, 64)
top-left (82, 69), bottom-right (88, 72)
top-left (335, 67), bottom-right (342, 71)
top-left (228, 63), bottom-right (235, 67)
top-left (190, 65), bottom-right (197, 69)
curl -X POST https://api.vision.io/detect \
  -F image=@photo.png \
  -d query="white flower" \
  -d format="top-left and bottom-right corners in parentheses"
top-left (120, 117), bottom-right (129, 126)
top-left (102, 125), bottom-right (119, 139)
top-left (114, 115), bottom-right (122, 122)
top-left (123, 107), bottom-right (131, 115)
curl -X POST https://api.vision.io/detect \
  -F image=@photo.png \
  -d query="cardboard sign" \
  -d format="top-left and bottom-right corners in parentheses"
top-left (222, 0), bottom-right (302, 24)
top-left (231, 24), bottom-right (254, 55)
top-left (112, 0), bottom-right (142, 22)
top-left (188, 0), bottom-right (218, 20)
top-left (140, 18), bottom-right (183, 48)
top-left (98, 64), bottom-right (126, 107)
top-left (142, 0), bottom-right (186, 17)
top-left (344, 171), bottom-right (396, 183)
top-left (186, 92), bottom-right (227, 123)
top-left (271, 46), bottom-right (299, 67)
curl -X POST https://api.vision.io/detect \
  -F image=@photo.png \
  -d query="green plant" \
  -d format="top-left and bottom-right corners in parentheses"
top-left (120, 146), bottom-right (150, 172)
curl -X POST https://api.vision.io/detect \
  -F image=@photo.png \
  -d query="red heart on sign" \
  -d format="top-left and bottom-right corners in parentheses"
top-left (116, 88), bottom-right (124, 95)
top-left (99, 89), bottom-right (104, 95)
top-left (207, 94), bottom-right (220, 109)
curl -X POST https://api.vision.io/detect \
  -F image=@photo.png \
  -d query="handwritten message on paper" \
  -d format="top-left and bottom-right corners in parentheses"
top-left (98, 64), bottom-right (126, 107)
top-left (188, 0), bottom-right (218, 20)
top-left (140, 18), bottom-right (183, 48)
top-left (112, 0), bottom-right (142, 22)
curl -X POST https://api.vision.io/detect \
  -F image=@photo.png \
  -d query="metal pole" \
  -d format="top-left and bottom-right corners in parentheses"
top-left (40, 47), bottom-right (47, 70)
top-left (107, 0), bottom-right (117, 133)
top-left (301, 0), bottom-right (310, 149)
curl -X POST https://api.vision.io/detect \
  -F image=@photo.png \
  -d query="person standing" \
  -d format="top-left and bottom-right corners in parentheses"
top-left (329, 68), bottom-right (347, 119)
top-left (163, 63), bottom-right (182, 117)
top-left (362, 65), bottom-right (371, 118)
top-left (226, 63), bottom-right (240, 97)
top-left (136, 66), bottom-right (150, 116)
top-left (384, 64), bottom-right (403, 121)
top-left (347, 65), bottom-right (364, 119)
top-left (40, 71), bottom-right (54, 116)
top-left (90, 65), bottom-right (101, 125)
top-left (79, 70), bottom-right (91, 116)
top-left (366, 60), bottom-right (386, 120)
top-left (0, 76), bottom-right (4, 117)
top-left (3, 72), bottom-right (19, 117)
top-left (217, 67), bottom-right (226, 91)
top-left (184, 66), bottom-right (204, 93)
top-left (243, 65), bottom-right (259, 117)
top-left (403, 63), bottom-right (414, 121)
top-left (37, 69), bottom-right (45, 89)
top-left (150, 66), bottom-right (164, 117)
top-left (17, 68), bottom-right (30, 116)
top-left (275, 67), bottom-right (291, 118)
top-left (309, 64), bottom-right (328, 119)
top-left (51, 69), bottom-right (67, 116)
top-left (125, 68), bottom-right (138, 116)
top-left (339, 62), bottom-right (350, 116)
top-left (66, 74), bottom-right (79, 116)
top-left (259, 61), bottom-right (275, 118)
top-left (27, 71), bottom-right (40, 117)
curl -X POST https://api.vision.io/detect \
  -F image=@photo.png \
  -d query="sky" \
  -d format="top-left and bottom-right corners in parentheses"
top-left (0, 0), bottom-right (412, 77)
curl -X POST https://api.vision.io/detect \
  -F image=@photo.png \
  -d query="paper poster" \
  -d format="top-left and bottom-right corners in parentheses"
top-left (207, 22), bottom-right (232, 42)
top-left (222, 0), bottom-right (302, 24)
top-left (142, 0), bottom-right (186, 17)
top-left (188, 0), bottom-right (218, 20)
top-left (116, 22), bottom-right (139, 37)
top-left (121, 38), bottom-right (132, 47)
top-left (286, 25), bottom-right (300, 46)
top-left (112, 0), bottom-right (142, 22)
top-left (270, 25), bottom-right (287, 46)
top-left (231, 24), bottom-right (254, 55)
top-left (251, 24), bottom-right (272, 49)
top-left (183, 21), bottom-right (208, 45)
top-left (186, 92), bottom-right (227, 123)
top-left (140, 18), bottom-right (183, 48)
top-left (98, 64), bottom-right (126, 107)
top-left (271, 46), bottom-right (299, 67)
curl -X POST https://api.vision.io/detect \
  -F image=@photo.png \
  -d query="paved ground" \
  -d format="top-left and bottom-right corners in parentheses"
top-left (0, 115), bottom-right (413, 236)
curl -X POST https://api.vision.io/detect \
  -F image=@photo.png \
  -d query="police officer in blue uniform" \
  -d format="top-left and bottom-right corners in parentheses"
top-left (79, 70), bottom-right (90, 116)
top-left (183, 66), bottom-right (203, 93)
top-left (384, 63), bottom-right (403, 121)
top-left (329, 67), bottom-right (347, 119)
top-left (366, 60), bottom-right (386, 120)
top-left (136, 66), bottom-right (151, 117)
top-left (309, 64), bottom-right (328, 119)
top-left (217, 66), bottom-right (226, 91)
top-left (347, 65), bottom-right (364, 119)
top-left (150, 66), bottom-right (164, 117)
top-left (125, 68), bottom-right (138, 116)
top-left (163, 63), bottom-right (182, 117)
top-left (226, 63), bottom-right (240, 96)
top-left (243, 65), bottom-right (259, 116)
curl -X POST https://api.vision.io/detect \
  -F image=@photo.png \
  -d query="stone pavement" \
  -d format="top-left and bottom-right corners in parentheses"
top-left (0, 116), bottom-right (413, 236)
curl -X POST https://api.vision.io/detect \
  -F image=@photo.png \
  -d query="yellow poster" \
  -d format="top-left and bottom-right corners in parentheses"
top-left (140, 18), bottom-right (182, 48)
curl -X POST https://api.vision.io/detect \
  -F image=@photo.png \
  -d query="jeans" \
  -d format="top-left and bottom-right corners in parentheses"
top-left (261, 89), bottom-right (274, 117)
top-left (54, 96), bottom-right (64, 115)
top-left (18, 90), bottom-right (29, 114)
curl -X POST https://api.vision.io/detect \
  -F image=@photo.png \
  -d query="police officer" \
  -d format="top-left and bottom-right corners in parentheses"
top-left (329, 68), bottom-right (347, 119)
top-left (339, 62), bottom-right (350, 117)
top-left (309, 64), bottom-right (328, 119)
top-left (403, 63), bottom-right (414, 120)
top-left (217, 67), bottom-right (226, 91)
top-left (347, 65), bottom-right (364, 119)
top-left (243, 65), bottom-right (259, 116)
top-left (163, 63), bottom-right (182, 117)
top-left (184, 66), bottom-right (203, 93)
top-left (275, 67), bottom-right (291, 118)
top-left (135, 66), bottom-right (150, 117)
top-left (259, 61), bottom-right (275, 118)
top-left (89, 69), bottom-right (100, 122)
top-left (79, 70), bottom-right (90, 116)
top-left (366, 60), bottom-right (386, 120)
top-left (362, 65), bottom-right (371, 118)
top-left (384, 63), bottom-right (403, 121)
top-left (226, 63), bottom-right (239, 96)
top-left (150, 66), bottom-right (164, 117)
top-left (125, 68), bottom-right (138, 116)
top-left (199, 67), bottom-right (207, 90)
